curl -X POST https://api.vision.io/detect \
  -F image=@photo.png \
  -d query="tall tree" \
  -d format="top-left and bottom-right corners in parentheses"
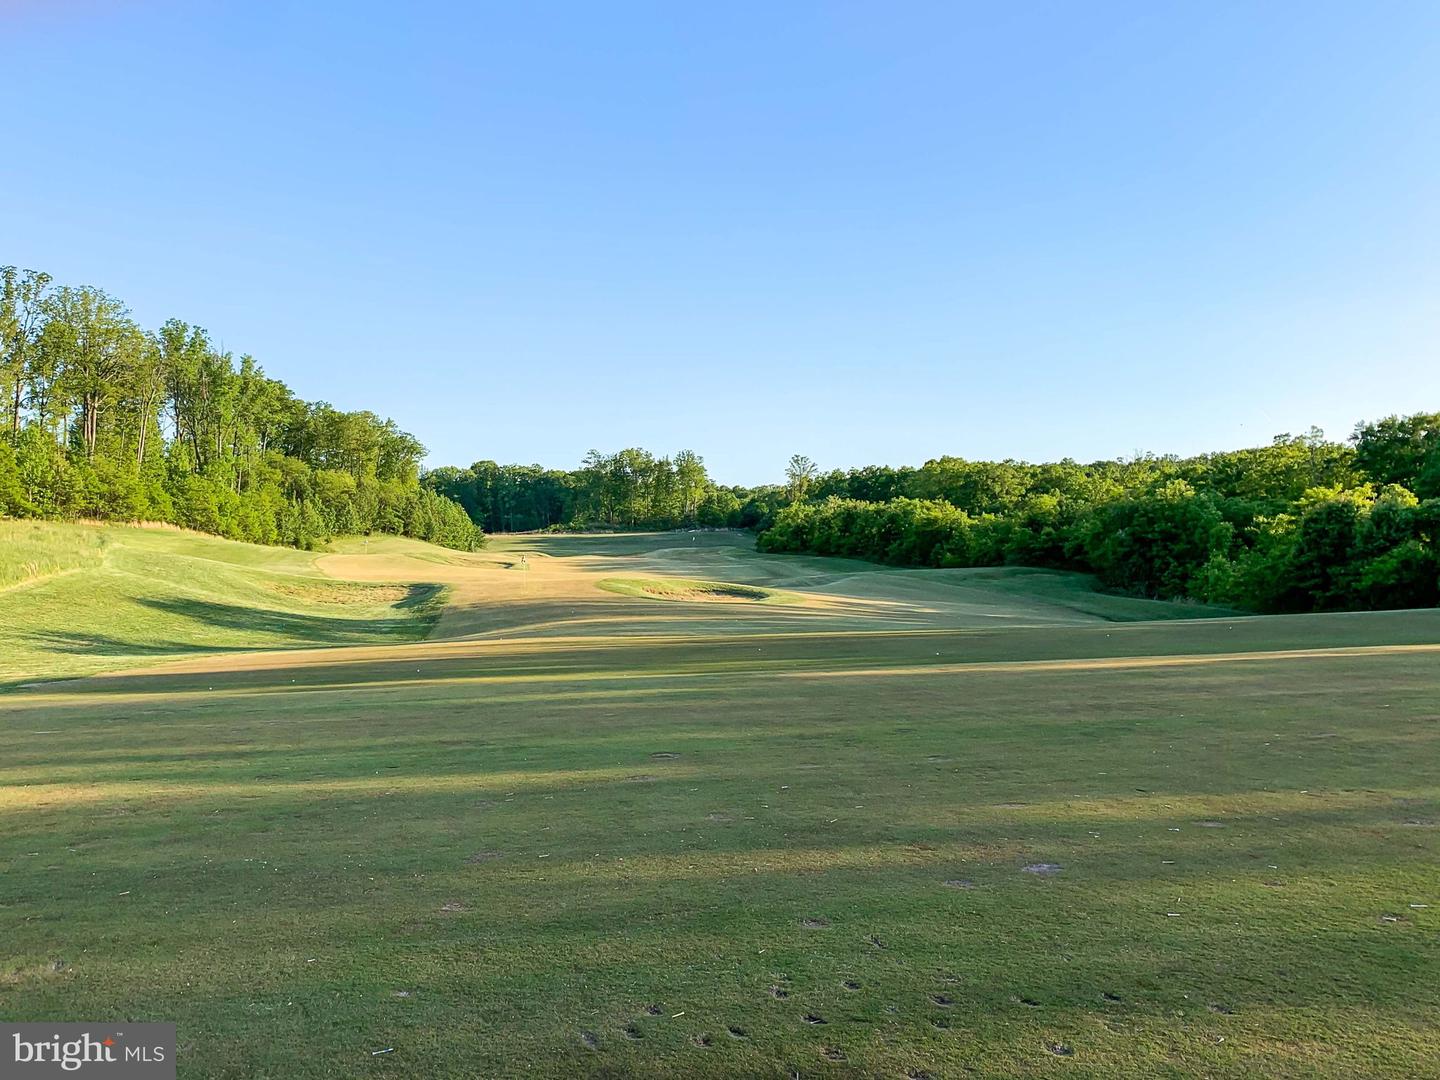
top-left (785, 454), bottom-right (818, 502)
top-left (42, 286), bottom-right (141, 458)
top-left (0, 266), bottom-right (52, 438)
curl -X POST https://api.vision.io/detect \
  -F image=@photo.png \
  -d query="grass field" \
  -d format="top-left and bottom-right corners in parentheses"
top-left (2, 526), bottom-right (1439, 1077)
top-left (0, 522), bottom-right (445, 687)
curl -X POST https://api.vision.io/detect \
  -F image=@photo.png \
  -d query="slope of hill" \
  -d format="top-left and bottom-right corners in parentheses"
top-left (0, 521), bottom-right (444, 687)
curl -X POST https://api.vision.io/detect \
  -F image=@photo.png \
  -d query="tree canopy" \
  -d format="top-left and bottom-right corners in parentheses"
top-left (0, 265), bottom-right (480, 550)
top-left (755, 426), bottom-right (1440, 613)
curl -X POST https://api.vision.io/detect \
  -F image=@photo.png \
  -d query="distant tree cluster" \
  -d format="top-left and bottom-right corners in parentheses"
top-left (758, 422), bottom-right (1440, 613)
top-left (0, 265), bottom-right (481, 550)
top-left (425, 449), bottom-right (772, 532)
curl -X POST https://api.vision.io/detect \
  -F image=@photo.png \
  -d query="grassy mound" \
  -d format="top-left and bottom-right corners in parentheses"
top-left (596, 575), bottom-right (795, 604)
top-left (0, 520), bottom-right (445, 687)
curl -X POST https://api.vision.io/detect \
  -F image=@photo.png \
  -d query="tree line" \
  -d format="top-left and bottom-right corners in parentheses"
top-left (757, 422), bottom-right (1440, 613)
top-left (424, 449), bottom-right (780, 533)
top-left (9, 255), bottom-right (1430, 613)
top-left (424, 429), bottom-right (1440, 613)
top-left (0, 265), bottom-right (481, 550)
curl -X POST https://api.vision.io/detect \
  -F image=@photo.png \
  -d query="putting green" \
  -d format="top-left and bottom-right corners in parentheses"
top-left (1, 526), bottom-right (1437, 1077)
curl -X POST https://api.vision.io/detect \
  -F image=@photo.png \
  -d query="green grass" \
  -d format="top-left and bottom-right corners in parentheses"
top-left (0, 521), bottom-right (445, 687)
top-left (2, 528), bottom-right (1438, 1077)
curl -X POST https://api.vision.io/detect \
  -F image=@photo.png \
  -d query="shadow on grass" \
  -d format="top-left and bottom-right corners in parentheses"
top-left (1, 586), bottom-right (445, 689)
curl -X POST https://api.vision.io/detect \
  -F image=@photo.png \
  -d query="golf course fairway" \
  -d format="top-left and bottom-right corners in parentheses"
top-left (2, 525), bottom-right (1438, 1077)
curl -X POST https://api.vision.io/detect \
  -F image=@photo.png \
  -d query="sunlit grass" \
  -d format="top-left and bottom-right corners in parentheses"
top-left (0, 521), bottom-right (445, 686)
top-left (2, 528), bottom-right (1439, 1075)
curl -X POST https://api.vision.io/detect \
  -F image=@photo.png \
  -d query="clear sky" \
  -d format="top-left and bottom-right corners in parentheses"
top-left (3, 1), bottom-right (1438, 485)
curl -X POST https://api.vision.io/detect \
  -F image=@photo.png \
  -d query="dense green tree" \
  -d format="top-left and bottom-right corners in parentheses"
top-left (1, 265), bottom-right (481, 552)
top-left (0, 266), bottom-right (52, 439)
top-left (749, 415), bottom-right (1440, 614)
top-left (1353, 413), bottom-right (1440, 498)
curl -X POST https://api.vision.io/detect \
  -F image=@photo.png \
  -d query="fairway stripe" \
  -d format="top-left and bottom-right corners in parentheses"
top-left (777, 643), bottom-right (1440, 679)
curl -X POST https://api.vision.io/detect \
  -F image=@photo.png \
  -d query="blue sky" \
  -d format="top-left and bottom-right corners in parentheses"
top-left (4, 1), bottom-right (1438, 484)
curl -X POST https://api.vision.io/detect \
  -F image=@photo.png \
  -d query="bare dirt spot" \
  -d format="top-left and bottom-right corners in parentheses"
top-left (1207, 1002), bottom-right (1234, 1014)
top-left (691, 1034), bottom-right (712, 1048)
top-left (392, 990), bottom-right (412, 998)
top-left (820, 1046), bottom-right (846, 1062)
top-left (705, 813), bottom-right (732, 822)
top-left (770, 985), bottom-right (790, 999)
top-left (626, 774), bottom-right (657, 783)
top-left (439, 901), bottom-right (466, 913)
top-left (270, 580), bottom-right (415, 606)
top-left (1196, 821), bottom-right (1227, 828)
top-left (1048, 1043), bottom-right (1074, 1056)
top-left (643, 1004), bottom-right (662, 1016)
top-left (598, 577), bottom-right (782, 603)
top-left (842, 980), bottom-right (861, 991)
top-left (1021, 863), bottom-right (1063, 876)
top-left (727, 1026), bottom-right (748, 1039)
top-left (622, 1024), bottom-right (643, 1041)
top-left (580, 1031), bottom-right (600, 1051)
top-left (943, 879), bottom-right (976, 889)
top-left (868, 934), bottom-right (888, 949)
top-left (465, 850), bottom-right (503, 863)
top-left (650, 752), bottom-right (681, 760)
top-left (802, 1014), bottom-right (827, 1026)
top-left (930, 994), bottom-right (954, 1007)
top-left (801, 917), bottom-right (830, 929)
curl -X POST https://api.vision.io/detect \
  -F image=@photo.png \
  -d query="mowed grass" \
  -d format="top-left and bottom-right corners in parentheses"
top-left (596, 576), bottom-right (798, 604)
top-left (0, 521), bottom-right (444, 687)
top-left (1, 528), bottom-right (1439, 1077)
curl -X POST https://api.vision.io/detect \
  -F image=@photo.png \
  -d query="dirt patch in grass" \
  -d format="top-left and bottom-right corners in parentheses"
top-left (596, 576), bottom-right (798, 604)
top-left (269, 580), bottom-right (416, 605)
